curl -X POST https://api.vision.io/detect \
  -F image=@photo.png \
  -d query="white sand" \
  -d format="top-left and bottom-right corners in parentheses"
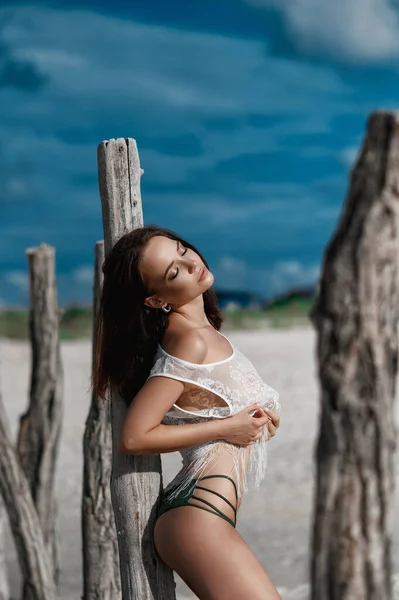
top-left (1, 328), bottom-right (398, 599)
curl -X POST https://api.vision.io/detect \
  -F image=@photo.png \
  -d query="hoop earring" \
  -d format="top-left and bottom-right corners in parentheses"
top-left (161, 303), bottom-right (171, 313)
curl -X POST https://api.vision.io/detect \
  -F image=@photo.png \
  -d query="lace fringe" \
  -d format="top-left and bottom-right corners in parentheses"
top-left (163, 438), bottom-right (269, 502)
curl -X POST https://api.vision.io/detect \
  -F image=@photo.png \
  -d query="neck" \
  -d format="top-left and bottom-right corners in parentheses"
top-left (170, 295), bottom-right (210, 328)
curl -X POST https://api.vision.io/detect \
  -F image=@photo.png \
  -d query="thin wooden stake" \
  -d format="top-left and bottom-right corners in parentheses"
top-left (82, 241), bottom-right (121, 599)
top-left (0, 500), bottom-right (10, 600)
top-left (0, 370), bottom-right (56, 600)
top-left (17, 243), bottom-right (63, 599)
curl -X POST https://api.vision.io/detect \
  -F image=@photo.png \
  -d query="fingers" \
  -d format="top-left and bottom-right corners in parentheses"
top-left (248, 409), bottom-right (279, 443)
top-left (267, 420), bottom-right (276, 439)
top-left (243, 404), bottom-right (280, 429)
top-left (253, 407), bottom-right (268, 418)
top-left (244, 403), bottom-right (261, 413)
top-left (256, 414), bottom-right (277, 441)
top-left (264, 407), bottom-right (280, 429)
top-left (255, 415), bottom-right (270, 427)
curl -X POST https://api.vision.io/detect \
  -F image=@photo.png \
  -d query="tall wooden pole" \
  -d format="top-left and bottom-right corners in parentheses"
top-left (17, 244), bottom-right (63, 599)
top-left (310, 111), bottom-right (399, 600)
top-left (96, 138), bottom-right (176, 599)
top-left (82, 241), bottom-right (121, 599)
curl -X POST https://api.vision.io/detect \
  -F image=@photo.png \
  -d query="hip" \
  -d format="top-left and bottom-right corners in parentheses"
top-left (158, 472), bottom-right (239, 529)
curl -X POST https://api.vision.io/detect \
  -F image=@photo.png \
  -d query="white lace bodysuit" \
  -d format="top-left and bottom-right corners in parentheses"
top-left (146, 331), bottom-right (281, 502)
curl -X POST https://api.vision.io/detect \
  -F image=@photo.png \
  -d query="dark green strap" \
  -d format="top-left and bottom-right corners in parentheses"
top-left (194, 485), bottom-right (237, 516)
top-left (197, 474), bottom-right (238, 501)
top-left (188, 496), bottom-right (236, 527)
top-left (187, 503), bottom-right (236, 527)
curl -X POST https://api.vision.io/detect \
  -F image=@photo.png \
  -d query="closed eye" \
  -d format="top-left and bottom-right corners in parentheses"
top-left (171, 247), bottom-right (187, 280)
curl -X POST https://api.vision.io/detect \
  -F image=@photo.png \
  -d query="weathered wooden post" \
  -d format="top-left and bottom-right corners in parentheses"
top-left (0, 370), bottom-right (56, 600)
top-left (310, 111), bottom-right (399, 599)
top-left (96, 138), bottom-right (176, 599)
top-left (82, 240), bottom-right (121, 599)
top-left (17, 243), bottom-right (63, 599)
top-left (0, 501), bottom-right (10, 600)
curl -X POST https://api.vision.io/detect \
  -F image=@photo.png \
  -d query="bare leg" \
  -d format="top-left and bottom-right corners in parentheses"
top-left (154, 504), bottom-right (282, 600)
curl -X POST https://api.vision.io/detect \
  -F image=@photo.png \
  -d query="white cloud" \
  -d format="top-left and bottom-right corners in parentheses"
top-left (212, 256), bottom-right (248, 290)
top-left (1, 4), bottom-right (348, 124)
top-left (72, 266), bottom-right (93, 285)
top-left (261, 260), bottom-right (320, 294)
top-left (248, 0), bottom-right (399, 63)
top-left (340, 146), bottom-right (360, 167)
top-left (17, 48), bottom-right (86, 69)
top-left (0, 4), bottom-right (353, 215)
top-left (4, 270), bottom-right (29, 291)
top-left (0, 4), bottom-right (353, 303)
top-left (53, 270), bottom-right (95, 305)
top-left (211, 255), bottom-right (320, 296)
top-left (3, 177), bottom-right (31, 201)
top-left (147, 173), bottom-right (344, 243)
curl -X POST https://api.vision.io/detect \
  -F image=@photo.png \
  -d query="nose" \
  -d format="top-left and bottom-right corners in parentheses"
top-left (187, 258), bottom-right (198, 273)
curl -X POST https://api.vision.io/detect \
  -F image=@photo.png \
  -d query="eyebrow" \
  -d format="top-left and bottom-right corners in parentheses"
top-left (164, 240), bottom-right (179, 280)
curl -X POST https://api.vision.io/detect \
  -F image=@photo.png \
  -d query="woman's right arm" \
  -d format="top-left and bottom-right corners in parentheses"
top-left (118, 375), bottom-right (267, 455)
top-left (118, 331), bottom-right (269, 455)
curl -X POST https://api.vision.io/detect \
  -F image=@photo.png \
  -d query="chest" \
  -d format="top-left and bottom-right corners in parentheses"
top-left (148, 343), bottom-right (280, 421)
top-left (175, 382), bottom-right (228, 412)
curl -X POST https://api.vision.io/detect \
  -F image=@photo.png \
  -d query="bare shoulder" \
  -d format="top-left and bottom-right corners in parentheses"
top-left (162, 328), bottom-right (207, 364)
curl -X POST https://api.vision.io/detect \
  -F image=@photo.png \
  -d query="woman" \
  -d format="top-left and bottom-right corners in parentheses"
top-left (93, 224), bottom-right (282, 600)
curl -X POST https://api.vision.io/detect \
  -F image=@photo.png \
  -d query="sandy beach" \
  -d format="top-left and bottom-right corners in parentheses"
top-left (1, 327), bottom-right (398, 599)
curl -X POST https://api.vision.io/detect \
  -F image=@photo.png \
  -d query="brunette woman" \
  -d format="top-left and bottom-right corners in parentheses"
top-left (94, 225), bottom-right (282, 600)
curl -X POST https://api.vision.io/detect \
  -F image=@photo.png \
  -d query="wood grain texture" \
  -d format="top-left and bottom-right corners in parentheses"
top-left (0, 372), bottom-right (56, 600)
top-left (82, 241), bottom-right (121, 599)
top-left (16, 244), bottom-right (63, 599)
top-left (310, 111), bottom-right (399, 600)
top-left (0, 501), bottom-right (10, 600)
top-left (97, 138), bottom-right (176, 600)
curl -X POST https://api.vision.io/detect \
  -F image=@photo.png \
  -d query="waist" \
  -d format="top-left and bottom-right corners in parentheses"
top-left (166, 439), bottom-right (252, 500)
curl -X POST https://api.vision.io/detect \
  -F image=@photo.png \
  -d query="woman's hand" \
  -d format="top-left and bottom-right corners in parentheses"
top-left (261, 407), bottom-right (280, 441)
top-left (219, 403), bottom-right (270, 447)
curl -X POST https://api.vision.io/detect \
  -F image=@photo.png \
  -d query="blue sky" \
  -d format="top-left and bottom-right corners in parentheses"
top-left (1, 0), bottom-right (399, 307)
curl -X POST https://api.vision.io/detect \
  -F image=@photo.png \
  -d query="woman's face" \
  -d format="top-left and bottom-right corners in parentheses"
top-left (139, 235), bottom-right (214, 308)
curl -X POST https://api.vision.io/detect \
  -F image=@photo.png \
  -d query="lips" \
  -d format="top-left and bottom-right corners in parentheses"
top-left (198, 266), bottom-right (207, 281)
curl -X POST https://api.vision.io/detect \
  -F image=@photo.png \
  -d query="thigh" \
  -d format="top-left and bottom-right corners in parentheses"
top-left (154, 507), bottom-right (281, 600)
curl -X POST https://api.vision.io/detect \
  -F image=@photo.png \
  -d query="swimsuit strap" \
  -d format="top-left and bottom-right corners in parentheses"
top-left (194, 485), bottom-right (237, 516)
top-left (190, 474), bottom-right (239, 526)
top-left (197, 474), bottom-right (238, 501)
top-left (186, 502), bottom-right (236, 528)
top-left (158, 475), bottom-right (238, 528)
top-left (189, 495), bottom-right (236, 527)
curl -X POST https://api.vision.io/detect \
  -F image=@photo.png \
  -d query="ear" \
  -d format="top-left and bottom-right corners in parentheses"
top-left (144, 295), bottom-right (162, 310)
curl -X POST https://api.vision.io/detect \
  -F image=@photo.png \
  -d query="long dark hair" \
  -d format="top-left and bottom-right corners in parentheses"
top-left (92, 224), bottom-right (223, 405)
